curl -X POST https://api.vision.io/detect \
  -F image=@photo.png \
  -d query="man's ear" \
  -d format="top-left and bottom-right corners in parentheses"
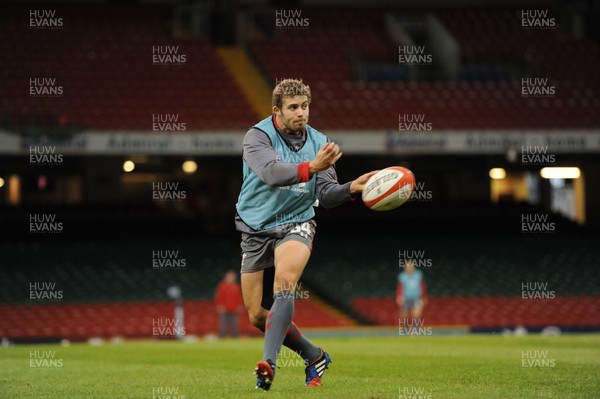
top-left (272, 106), bottom-right (280, 115)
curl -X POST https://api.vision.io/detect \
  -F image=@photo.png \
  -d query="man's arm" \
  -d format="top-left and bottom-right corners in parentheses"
top-left (396, 283), bottom-right (404, 306)
top-left (244, 128), bottom-right (343, 188)
top-left (243, 129), bottom-right (301, 187)
top-left (420, 281), bottom-right (428, 305)
top-left (215, 284), bottom-right (225, 313)
top-left (316, 167), bottom-right (353, 209)
top-left (317, 167), bottom-right (379, 209)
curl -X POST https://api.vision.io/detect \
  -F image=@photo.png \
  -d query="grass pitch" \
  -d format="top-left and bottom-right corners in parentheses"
top-left (1, 334), bottom-right (599, 399)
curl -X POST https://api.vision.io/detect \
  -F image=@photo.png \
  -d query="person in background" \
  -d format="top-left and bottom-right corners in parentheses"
top-left (215, 270), bottom-right (244, 338)
top-left (396, 259), bottom-right (428, 320)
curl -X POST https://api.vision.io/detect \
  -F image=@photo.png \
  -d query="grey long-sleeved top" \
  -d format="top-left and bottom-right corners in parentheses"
top-left (235, 126), bottom-right (354, 234)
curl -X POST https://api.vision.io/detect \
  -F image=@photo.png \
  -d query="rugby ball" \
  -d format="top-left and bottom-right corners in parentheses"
top-left (362, 166), bottom-right (415, 211)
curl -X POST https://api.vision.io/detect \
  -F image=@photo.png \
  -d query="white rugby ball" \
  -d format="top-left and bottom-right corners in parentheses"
top-left (362, 166), bottom-right (415, 211)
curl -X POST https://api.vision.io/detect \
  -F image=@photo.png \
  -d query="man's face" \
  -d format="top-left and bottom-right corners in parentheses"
top-left (274, 95), bottom-right (309, 132)
top-left (224, 272), bottom-right (236, 283)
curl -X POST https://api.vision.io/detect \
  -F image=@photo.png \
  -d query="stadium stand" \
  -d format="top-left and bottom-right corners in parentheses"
top-left (1, 202), bottom-right (598, 340)
top-left (0, 299), bottom-right (354, 341)
top-left (307, 228), bottom-right (600, 330)
top-left (249, 8), bottom-right (600, 129)
top-left (1, 5), bottom-right (598, 131)
top-left (0, 4), bottom-right (256, 130)
top-left (0, 237), bottom-right (354, 341)
top-left (353, 296), bottom-right (600, 330)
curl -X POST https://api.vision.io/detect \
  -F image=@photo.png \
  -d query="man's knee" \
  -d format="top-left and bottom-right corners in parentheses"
top-left (274, 274), bottom-right (298, 293)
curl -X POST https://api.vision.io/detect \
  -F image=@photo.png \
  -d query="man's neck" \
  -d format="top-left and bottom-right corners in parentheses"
top-left (273, 114), bottom-right (302, 135)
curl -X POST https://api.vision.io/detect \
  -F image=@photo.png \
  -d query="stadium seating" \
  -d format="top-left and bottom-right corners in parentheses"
top-left (0, 298), bottom-right (353, 341)
top-left (352, 296), bottom-right (600, 329)
top-left (307, 232), bottom-right (599, 299)
top-left (0, 4), bottom-right (256, 130)
top-left (249, 8), bottom-right (600, 129)
top-left (1, 5), bottom-right (598, 131)
top-left (1, 201), bottom-right (598, 340)
top-left (303, 200), bottom-right (599, 330)
top-left (0, 235), bottom-right (354, 340)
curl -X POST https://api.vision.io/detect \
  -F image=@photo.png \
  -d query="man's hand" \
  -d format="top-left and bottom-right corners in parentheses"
top-left (309, 142), bottom-right (342, 174)
top-left (350, 170), bottom-right (378, 195)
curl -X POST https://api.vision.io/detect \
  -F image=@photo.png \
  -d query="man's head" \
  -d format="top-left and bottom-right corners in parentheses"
top-left (272, 79), bottom-right (311, 132)
top-left (404, 259), bottom-right (416, 274)
top-left (224, 270), bottom-right (237, 283)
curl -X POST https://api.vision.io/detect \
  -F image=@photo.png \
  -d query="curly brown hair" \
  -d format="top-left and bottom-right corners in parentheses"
top-left (272, 79), bottom-right (311, 109)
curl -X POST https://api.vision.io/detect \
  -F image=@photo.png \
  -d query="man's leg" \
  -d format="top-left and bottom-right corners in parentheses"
top-left (230, 313), bottom-right (239, 338)
top-left (219, 312), bottom-right (227, 338)
top-left (400, 300), bottom-right (409, 320)
top-left (241, 266), bottom-right (319, 362)
top-left (412, 299), bottom-right (424, 319)
top-left (240, 244), bottom-right (323, 390)
top-left (241, 269), bottom-right (277, 390)
top-left (241, 270), bottom-right (268, 331)
top-left (266, 239), bottom-right (330, 388)
top-left (262, 240), bottom-right (318, 365)
top-left (282, 321), bottom-right (321, 364)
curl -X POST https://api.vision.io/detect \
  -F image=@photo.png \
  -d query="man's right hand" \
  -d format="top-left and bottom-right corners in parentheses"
top-left (309, 142), bottom-right (342, 174)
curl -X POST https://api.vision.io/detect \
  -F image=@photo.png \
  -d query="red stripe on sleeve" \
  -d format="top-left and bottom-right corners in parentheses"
top-left (297, 161), bottom-right (310, 183)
